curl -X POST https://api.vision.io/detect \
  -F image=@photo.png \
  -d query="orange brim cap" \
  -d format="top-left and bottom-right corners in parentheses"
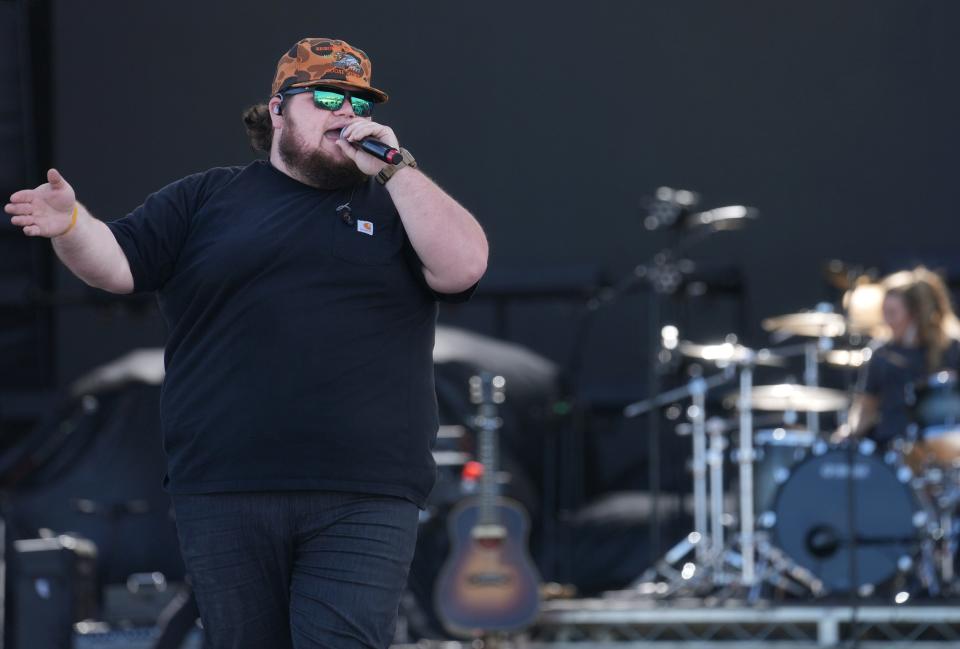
top-left (271, 37), bottom-right (389, 103)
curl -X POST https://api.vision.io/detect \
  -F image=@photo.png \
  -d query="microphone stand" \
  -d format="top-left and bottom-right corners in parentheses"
top-left (573, 245), bottom-right (693, 562)
top-left (560, 204), bottom-right (752, 577)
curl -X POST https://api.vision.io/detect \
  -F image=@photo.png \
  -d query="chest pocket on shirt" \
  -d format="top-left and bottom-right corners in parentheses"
top-left (331, 213), bottom-right (404, 265)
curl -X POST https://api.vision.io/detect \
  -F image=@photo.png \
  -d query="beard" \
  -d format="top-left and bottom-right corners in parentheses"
top-left (277, 118), bottom-right (367, 191)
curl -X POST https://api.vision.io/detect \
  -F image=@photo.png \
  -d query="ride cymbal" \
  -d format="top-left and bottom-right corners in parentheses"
top-left (678, 341), bottom-right (786, 367)
top-left (762, 312), bottom-right (846, 339)
top-left (727, 384), bottom-right (851, 412)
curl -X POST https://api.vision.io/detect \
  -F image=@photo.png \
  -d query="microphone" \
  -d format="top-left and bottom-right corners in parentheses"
top-left (341, 129), bottom-right (402, 164)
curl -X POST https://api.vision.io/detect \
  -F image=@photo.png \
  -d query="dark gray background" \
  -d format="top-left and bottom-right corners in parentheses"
top-left (47, 0), bottom-right (960, 396)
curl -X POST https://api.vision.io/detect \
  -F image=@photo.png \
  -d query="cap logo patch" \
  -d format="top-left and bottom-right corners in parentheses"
top-left (334, 53), bottom-right (364, 77)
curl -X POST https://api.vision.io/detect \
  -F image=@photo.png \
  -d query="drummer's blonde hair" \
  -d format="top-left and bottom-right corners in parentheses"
top-left (882, 266), bottom-right (960, 370)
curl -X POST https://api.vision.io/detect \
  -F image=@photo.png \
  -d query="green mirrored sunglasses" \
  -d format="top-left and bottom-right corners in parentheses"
top-left (281, 87), bottom-right (374, 117)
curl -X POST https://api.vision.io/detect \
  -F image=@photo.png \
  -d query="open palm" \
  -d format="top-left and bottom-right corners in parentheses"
top-left (4, 168), bottom-right (76, 237)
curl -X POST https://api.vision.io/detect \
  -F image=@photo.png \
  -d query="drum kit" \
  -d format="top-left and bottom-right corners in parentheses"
top-left (622, 284), bottom-right (960, 603)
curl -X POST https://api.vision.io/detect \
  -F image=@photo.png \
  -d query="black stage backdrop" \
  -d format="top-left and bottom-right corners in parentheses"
top-left (46, 2), bottom-right (960, 443)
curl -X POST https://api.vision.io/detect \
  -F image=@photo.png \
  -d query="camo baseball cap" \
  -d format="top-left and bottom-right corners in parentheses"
top-left (271, 38), bottom-right (389, 103)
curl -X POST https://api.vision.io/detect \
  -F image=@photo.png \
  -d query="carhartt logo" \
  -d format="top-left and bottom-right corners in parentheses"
top-left (357, 220), bottom-right (374, 236)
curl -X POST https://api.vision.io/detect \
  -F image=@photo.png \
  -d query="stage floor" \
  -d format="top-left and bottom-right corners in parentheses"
top-left (394, 597), bottom-right (960, 648)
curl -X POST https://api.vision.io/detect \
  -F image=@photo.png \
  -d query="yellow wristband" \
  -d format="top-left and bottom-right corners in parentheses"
top-left (55, 204), bottom-right (79, 237)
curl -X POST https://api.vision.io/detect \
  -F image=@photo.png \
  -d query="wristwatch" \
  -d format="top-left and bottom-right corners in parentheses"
top-left (376, 147), bottom-right (417, 185)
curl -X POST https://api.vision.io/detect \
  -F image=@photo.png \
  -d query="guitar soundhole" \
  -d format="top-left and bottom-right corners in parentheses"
top-left (467, 572), bottom-right (512, 587)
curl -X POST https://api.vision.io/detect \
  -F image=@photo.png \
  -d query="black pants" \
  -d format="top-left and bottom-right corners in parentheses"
top-left (172, 491), bottom-right (420, 649)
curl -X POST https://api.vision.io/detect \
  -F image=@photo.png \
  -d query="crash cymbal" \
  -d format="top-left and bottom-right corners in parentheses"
top-left (678, 341), bottom-right (786, 367)
top-left (727, 384), bottom-right (851, 413)
top-left (762, 312), bottom-right (847, 339)
top-left (843, 282), bottom-right (886, 337)
top-left (821, 348), bottom-right (873, 369)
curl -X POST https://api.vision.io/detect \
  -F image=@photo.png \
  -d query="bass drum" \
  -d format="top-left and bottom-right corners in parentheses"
top-left (770, 444), bottom-right (922, 594)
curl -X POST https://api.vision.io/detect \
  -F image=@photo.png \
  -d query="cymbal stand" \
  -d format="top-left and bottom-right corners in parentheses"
top-left (706, 417), bottom-right (727, 561)
top-left (623, 369), bottom-right (736, 593)
top-left (691, 377), bottom-right (709, 565)
top-left (736, 358), bottom-right (756, 586)
top-left (725, 352), bottom-right (824, 601)
top-left (804, 342), bottom-right (821, 435)
top-left (621, 350), bottom-right (827, 601)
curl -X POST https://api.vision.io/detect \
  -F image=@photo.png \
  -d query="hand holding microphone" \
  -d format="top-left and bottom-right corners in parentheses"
top-left (350, 136), bottom-right (402, 164)
top-left (337, 122), bottom-right (403, 174)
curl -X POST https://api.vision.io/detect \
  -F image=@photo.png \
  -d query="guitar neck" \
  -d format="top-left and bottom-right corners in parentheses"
top-left (477, 403), bottom-right (501, 527)
top-left (471, 372), bottom-right (504, 529)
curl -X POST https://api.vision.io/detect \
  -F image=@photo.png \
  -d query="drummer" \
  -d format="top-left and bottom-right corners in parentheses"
top-left (847, 266), bottom-right (960, 444)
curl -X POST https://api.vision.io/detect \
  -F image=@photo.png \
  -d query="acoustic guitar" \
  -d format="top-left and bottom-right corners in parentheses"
top-left (434, 372), bottom-right (541, 637)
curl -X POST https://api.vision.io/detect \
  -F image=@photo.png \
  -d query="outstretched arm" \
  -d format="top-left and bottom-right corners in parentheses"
top-left (5, 169), bottom-right (134, 294)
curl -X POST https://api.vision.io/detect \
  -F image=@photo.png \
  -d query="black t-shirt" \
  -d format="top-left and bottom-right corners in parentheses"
top-left (860, 338), bottom-right (960, 444)
top-left (106, 160), bottom-right (471, 507)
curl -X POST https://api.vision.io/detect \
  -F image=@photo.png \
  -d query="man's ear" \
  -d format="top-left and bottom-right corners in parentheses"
top-left (268, 97), bottom-right (284, 127)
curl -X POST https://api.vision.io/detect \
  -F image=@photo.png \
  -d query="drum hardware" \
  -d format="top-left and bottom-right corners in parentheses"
top-left (690, 378), bottom-right (710, 567)
top-left (589, 187), bottom-right (759, 567)
top-left (625, 342), bottom-right (824, 598)
top-left (614, 269), bottom-right (960, 603)
top-left (624, 369), bottom-right (748, 596)
top-left (683, 205), bottom-right (759, 231)
top-left (712, 343), bottom-right (870, 599)
top-left (618, 323), bottom-right (960, 601)
top-left (621, 312), bottom-right (960, 601)
top-left (753, 535), bottom-right (825, 597)
top-left (706, 417), bottom-right (728, 560)
top-left (625, 370), bottom-right (735, 570)
top-left (895, 434), bottom-right (960, 594)
top-left (643, 187), bottom-right (757, 234)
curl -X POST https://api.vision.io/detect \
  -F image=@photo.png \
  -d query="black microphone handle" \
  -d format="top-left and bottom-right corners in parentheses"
top-left (357, 138), bottom-right (402, 165)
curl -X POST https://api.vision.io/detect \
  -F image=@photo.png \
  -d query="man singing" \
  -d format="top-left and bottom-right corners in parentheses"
top-left (5, 37), bottom-right (487, 649)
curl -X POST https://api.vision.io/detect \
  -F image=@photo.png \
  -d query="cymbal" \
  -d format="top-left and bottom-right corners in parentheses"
top-left (843, 282), bottom-right (886, 337)
top-left (728, 384), bottom-right (851, 412)
top-left (821, 348), bottom-right (872, 368)
top-left (762, 312), bottom-right (847, 339)
top-left (678, 341), bottom-right (786, 367)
